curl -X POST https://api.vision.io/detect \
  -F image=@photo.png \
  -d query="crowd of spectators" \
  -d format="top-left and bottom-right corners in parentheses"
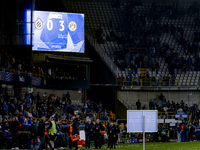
top-left (115, 1), bottom-right (200, 85)
top-left (0, 49), bottom-right (85, 80)
top-left (119, 72), bottom-right (177, 86)
top-left (135, 93), bottom-right (199, 120)
top-left (0, 84), bottom-right (114, 148)
top-left (46, 66), bottom-right (86, 80)
top-left (114, 1), bottom-right (181, 70)
top-left (95, 0), bottom-right (200, 77)
top-left (0, 50), bottom-right (32, 73)
top-left (0, 87), bottom-right (112, 123)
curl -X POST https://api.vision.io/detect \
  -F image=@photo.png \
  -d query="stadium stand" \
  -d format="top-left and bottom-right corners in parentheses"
top-left (65, 1), bottom-right (200, 86)
top-left (1, 0), bottom-right (200, 149)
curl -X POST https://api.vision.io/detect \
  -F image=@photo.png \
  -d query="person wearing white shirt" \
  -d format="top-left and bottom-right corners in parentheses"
top-left (177, 108), bottom-right (183, 112)
top-left (28, 111), bottom-right (33, 118)
top-left (48, 68), bottom-right (52, 76)
top-left (18, 63), bottom-right (21, 70)
top-left (163, 106), bottom-right (168, 112)
top-left (12, 57), bottom-right (15, 64)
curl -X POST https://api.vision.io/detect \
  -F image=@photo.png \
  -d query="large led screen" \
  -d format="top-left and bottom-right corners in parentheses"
top-left (29, 11), bottom-right (84, 52)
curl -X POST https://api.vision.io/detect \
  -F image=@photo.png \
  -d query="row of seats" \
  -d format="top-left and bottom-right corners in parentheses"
top-left (67, 1), bottom-right (198, 85)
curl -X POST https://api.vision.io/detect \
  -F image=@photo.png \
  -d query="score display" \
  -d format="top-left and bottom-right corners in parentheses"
top-left (29, 11), bottom-right (84, 52)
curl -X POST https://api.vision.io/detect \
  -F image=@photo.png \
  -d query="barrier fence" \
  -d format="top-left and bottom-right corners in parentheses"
top-left (0, 70), bottom-right (43, 86)
top-left (117, 78), bottom-right (200, 86)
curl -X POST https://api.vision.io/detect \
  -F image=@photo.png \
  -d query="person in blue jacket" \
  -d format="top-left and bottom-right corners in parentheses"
top-left (196, 108), bottom-right (199, 118)
top-left (122, 124), bottom-right (127, 141)
top-left (177, 123), bottom-right (182, 142)
top-left (85, 118), bottom-right (93, 149)
top-left (4, 128), bottom-right (12, 148)
top-left (184, 124), bottom-right (189, 142)
top-left (189, 123), bottom-right (194, 142)
top-left (161, 126), bottom-right (167, 142)
top-left (28, 117), bottom-right (32, 125)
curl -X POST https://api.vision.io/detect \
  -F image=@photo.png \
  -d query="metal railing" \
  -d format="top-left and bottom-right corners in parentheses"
top-left (127, 47), bottom-right (147, 54)
top-left (187, 113), bottom-right (192, 126)
top-left (0, 68), bottom-right (45, 78)
top-left (117, 78), bottom-right (200, 86)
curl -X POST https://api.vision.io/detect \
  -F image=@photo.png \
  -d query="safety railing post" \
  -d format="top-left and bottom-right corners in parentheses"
top-left (150, 78), bottom-right (152, 86)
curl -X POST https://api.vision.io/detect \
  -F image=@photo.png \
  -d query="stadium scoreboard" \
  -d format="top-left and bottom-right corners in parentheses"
top-left (27, 11), bottom-right (84, 53)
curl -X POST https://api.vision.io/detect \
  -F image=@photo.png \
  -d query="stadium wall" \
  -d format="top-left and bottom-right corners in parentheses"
top-left (86, 39), bottom-right (116, 84)
top-left (88, 86), bottom-right (117, 112)
top-left (115, 99), bottom-right (127, 119)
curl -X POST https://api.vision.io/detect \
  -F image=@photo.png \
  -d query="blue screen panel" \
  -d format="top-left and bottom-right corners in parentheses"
top-left (28, 11), bottom-right (84, 53)
top-left (127, 110), bottom-right (157, 132)
top-left (127, 111), bottom-right (143, 132)
top-left (144, 111), bottom-right (157, 132)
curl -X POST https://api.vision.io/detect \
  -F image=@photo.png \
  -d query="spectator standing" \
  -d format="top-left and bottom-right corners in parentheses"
top-left (150, 61), bottom-right (154, 71)
top-left (2, 101), bottom-right (9, 117)
top-left (48, 68), bottom-right (52, 76)
top-left (84, 101), bottom-right (88, 114)
top-left (196, 107), bottom-right (200, 118)
top-left (4, 127), bottom-right (12, 147)
top-left (163, 105), bottom-right (168, 113)
top-left (94, 119), bottom-right (103, 149)
top-left (87, 100), bottom-right (91, 113)
top-left (65, 92), bottom-right (71, 101)
top-left (30, 118), bottom-right (38, 148)
top-left (189, 123), bottom-right (194, 142)
top-left (159, 93), bottom-right (164, 104)
top-left (26, 94), bottom-right (31, 106)
top-left (47, 117), bottom-right (57, 150)
top-left (48, 104), bottom-right (54, 116)
top-left (153, 99), bottom-right (156, 107)
top-left (107, 121), bottom-right (116, 149)
top-left (38, 116), bottom-right (47, 150)
top-left (136, 100), bottom-right (141, 110)
top-left (156, 61), bottom-right (159, 74)
top-left (80, 112), bottom-right (85, 120)
top-left (177, 123), bottom-right (182, 142)
top-left (109, 111), bottom-right (113, 120)
top-left (85, 118), bottom-right (93, 149)
top-left (54, 119), bottom-right (61, 150)
top-left (9, 116), bottom-right (19, 150)
top-left (149, 99), bottom-right (153, 110)
top-left (37, 92), bottom-right (41, 101)
top-left (69, 115), bottom-right (80, 150)
top-left (184, 124), bottom-right (189, 142)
